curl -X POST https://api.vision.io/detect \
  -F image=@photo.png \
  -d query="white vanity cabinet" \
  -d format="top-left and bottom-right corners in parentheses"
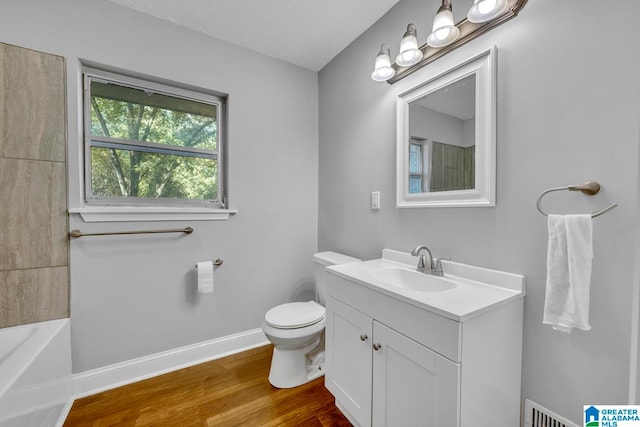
top-left (325, 253), bottom-right (524, 427)
top-left (327, 297), bottom-right (460, 427)
top-left (371, 321), bottom-right (460, 427)
top-left (325, 298), bottom-right (374, 426)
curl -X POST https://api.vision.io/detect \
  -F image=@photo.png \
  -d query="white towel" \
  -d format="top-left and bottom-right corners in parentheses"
top-left (543, 214), bottom-right (593, 333)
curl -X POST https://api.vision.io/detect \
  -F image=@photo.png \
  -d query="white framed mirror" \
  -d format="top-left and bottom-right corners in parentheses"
top-left (396, 46), bottom-right (496, 208)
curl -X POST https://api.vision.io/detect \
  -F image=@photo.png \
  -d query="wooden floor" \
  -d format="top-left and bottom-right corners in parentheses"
top-left (64, 345), bottom-right (351, 427)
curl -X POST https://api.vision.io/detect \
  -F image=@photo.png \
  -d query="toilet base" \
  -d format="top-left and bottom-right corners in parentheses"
top-left (268, 338), bottom-right (325, 389)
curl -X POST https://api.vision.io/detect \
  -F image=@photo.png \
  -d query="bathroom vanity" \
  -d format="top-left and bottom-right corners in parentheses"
top-left (325, 249), bottom-right (524, 427)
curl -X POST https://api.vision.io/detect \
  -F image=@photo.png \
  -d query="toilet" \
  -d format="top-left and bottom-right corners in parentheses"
top-left (262, 251), bottom-right (361, 388)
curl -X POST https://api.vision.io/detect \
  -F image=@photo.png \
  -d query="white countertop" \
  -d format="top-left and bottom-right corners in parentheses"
top-left (327, 249), bottom-right (525, 321)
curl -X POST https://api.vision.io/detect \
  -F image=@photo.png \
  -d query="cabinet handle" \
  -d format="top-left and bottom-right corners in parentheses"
top-left (372, 343), bottom-right (382, 351)
top-left (360, 334), bottom-right (368, 341)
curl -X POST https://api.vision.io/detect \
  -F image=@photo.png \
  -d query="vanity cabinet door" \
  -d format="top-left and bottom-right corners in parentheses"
top-left (325, 297), bottom-right (373, 427)
top-left (372, 322), bottom-right (460, 427)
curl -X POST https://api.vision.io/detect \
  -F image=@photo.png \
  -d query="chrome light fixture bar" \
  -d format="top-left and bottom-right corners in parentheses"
top-left (372, 0), bottom-right (527, 84)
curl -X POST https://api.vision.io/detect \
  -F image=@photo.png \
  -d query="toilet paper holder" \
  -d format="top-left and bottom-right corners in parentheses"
top-left (195, 259), bottom-right (223, 268)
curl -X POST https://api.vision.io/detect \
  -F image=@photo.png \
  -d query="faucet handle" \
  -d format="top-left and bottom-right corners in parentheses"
top-left (433, 257), bottom-right (451, 276)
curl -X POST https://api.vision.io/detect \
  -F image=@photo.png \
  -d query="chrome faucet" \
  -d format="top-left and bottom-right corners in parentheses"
top-left (433, 258), bottom-right (447, 277)
top-left (411, 245), bottom-right (435, 275)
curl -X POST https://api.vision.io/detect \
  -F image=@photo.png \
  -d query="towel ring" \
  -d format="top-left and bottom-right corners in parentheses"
top-left (536, 180), bottom-right (618, 218)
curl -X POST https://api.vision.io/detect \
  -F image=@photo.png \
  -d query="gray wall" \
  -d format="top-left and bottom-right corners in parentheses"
top-left (319, 0), bottom-right (640, 422)
top-left (0, 0), bottom-right (318, 373)
top-left (409, 105), bottom-right (466, 147)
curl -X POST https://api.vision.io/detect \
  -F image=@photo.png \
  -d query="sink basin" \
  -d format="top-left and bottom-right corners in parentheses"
top-left (327, 249), bottom-right (525, 321)
top-left (370, 267), bottom-right (457, 292)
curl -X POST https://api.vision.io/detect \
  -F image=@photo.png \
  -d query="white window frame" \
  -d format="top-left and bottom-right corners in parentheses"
top-left (79, 67), bottom-right (231, 220)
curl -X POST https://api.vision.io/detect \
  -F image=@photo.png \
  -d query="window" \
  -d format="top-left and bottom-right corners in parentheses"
top-left (83, 68), bottom-right (226, 208)
top-left (409, 140), bottom-right (423, 194)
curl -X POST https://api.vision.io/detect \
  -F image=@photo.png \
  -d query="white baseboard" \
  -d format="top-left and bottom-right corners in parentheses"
top-left (56, 399), bottom-right (75, 427)
top-left (72, 328), bottom-right (268, 399)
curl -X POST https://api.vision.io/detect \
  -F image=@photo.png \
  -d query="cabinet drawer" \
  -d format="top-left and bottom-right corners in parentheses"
top-left (327, 271), bottom-right (461, 362)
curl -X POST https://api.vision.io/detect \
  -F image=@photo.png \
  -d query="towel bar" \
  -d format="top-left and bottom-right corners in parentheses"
top-left (536, 180), bottom-right (618, 218)
top-left (69, 226), bottom-right (193, 239)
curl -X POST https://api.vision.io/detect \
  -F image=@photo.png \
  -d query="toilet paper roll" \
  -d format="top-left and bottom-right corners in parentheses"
top-left (197, 261), bottom-right (214, 293)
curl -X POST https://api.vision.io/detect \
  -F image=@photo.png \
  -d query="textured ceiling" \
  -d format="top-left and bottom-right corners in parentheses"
top-left (106, 0), bottom-right (401, 71)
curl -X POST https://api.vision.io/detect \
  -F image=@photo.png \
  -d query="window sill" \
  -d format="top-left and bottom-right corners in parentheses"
top-left (68, 206), bottom-right (238, 223)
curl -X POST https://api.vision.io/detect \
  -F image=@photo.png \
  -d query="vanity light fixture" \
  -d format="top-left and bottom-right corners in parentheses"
top-left (370, 0), bottom-right (528, 84)
top-left (426, 0), bottom-right (460, 48)
top-left (467, 0), bottom-right (509, 23)
top-left (396, 24), bottom-right (423, 67)
top-left (371, 43), bottom-right (396, 81)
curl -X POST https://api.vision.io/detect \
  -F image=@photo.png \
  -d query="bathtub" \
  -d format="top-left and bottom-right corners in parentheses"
top-left (0, 319), bottom-right (72, 427)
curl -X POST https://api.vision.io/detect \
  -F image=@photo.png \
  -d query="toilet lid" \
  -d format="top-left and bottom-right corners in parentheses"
top-left (265, 301), bottom-right (325, 329)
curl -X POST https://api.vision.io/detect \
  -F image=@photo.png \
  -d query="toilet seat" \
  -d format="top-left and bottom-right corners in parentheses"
top-left (265, 301), bottom-right (325, 329)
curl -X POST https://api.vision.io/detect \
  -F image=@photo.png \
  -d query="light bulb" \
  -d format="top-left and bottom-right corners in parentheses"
top-left (395, 24), bottom-right (423, 67)
top-left (427, 0), bottom-right (460, 48)
top-left (467, 0), bottom-right (509, 23)
top-left (434, 27), bottom-right (451, 41)
top-left (478, 0), bottom-right (497, 14)
top-left (371, 43), bottom-right (395, 82)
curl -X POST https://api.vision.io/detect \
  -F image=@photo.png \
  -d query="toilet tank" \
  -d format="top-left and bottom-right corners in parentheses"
top-left (313, 251), bottom-right (361, 305)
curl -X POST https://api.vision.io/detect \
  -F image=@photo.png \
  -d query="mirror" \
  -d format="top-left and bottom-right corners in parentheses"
top-left (396, 46), bottom-right (496, 207)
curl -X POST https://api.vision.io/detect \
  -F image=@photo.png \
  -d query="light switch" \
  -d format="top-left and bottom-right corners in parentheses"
top-left (371, 191), bottom-right (380, 210)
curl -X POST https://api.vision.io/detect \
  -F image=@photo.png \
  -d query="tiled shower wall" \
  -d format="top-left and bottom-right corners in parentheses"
top-left (0, 42), bottom-right (68, 328)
